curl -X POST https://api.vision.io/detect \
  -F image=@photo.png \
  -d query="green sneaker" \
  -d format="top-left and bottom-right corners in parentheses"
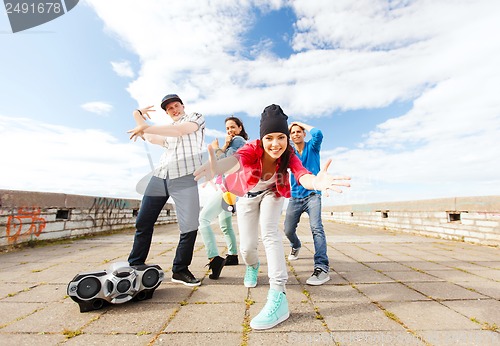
top-left (244, 262), bottom-right (259, 288)
top-left (250, 288), bottom-right (290, 330)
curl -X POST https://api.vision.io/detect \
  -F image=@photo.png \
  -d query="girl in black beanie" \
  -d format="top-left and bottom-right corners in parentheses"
top-left (195, 104), bottom-right (350, 329)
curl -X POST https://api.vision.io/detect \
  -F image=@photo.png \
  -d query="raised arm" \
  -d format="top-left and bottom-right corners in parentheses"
top-left (144, 122), bottom-right (198, 137)
top-left (194, 145), bottom-right (240, 182)
top-left (290, 121), bottom-right (314, 132)
top-left (143, 133), bottom-right (166, 146)
top-left (128, 106), bottom-right (199, 141)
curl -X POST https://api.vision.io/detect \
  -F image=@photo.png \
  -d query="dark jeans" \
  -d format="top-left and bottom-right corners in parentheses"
top-left (284, 193), bottom-right (329, 273)
top-left (128, 175), bottom-right (199, 273)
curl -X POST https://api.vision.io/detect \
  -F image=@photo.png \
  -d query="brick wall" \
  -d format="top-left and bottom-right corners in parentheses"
top-left (323, 196), bottom-right (500, 246)
top-left (0, 189), bottom-right (176, 249)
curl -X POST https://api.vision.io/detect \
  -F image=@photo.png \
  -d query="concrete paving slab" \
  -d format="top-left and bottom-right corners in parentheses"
top-left (439, 260), bottom-right (497, 272)
top-left (64, 333), bottom-right (152, 345)
top-left (0, 282), bottom-right (34, 299)
top-left (471, 269), bottom-right (500, 281)
top-left (406, 282), bottom-right (488, 300)
top-left (377, 254), bottom-right (422, 262)
top-left (396, 260), bottom-right (452, 271)
top-left (328, 248), bottom-right (362, 262)
top-left (249, 331), bottom-right (346, 345)
top-left (474, 261), bottom-right (500, 270)
top-left (441, 299), bottom-right (500, 326)
top-left (11, 265), bottom-right (82, 284)
top-left (2, 302), bottom-right (99, 333)
top-left (0, 301), bottom-right (44, 326)
top-left (0, 333), bottom-right (67, 345)
top-left (380, 301), bottom-right (482, 330)
top-left (383, 270), bottom-right (445, 283)
top-left (337, 250), bottom-right (387, 263)
top-left (331, 331), bottom-right (427, 345)
top-left (0, 261), bottom-right (51, 280)
top-left (2, 283), bottom-right (66, 302)
top-left (361, 261), bottom-right (412, 272)
top-left (83, 302), bottom-right (177, 334)
top-left (146, 283), bottom-right (195, 304)
top-left (164, 302), bottom-right (245, 333)
top-left (305, 284), bottom-right (372, 303)
top-left (408, 253), bottom-right (454, 262)
top-left (190, 284), bottom-right (248, 303)
top-left (154, 332), bottom-right (242, 345)
top-left (355, 283), bottom-right (430, 302)
top-left (321, 302), bottom-right (404, 331)
top-left (425, 269), bottom-right (490, 282)
top-left (454, 280), bottom-right (500, 299)
top-left (338, 269), bottom-right (394, 284)
top-left (418, 330), bottom-right (500, 346)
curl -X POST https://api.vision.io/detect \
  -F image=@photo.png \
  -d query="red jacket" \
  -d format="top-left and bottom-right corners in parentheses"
top-left (223, 140), bottom-right (310, 198)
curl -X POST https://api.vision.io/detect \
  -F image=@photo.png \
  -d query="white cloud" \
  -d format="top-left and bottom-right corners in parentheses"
top-left (0, 115), bottom-right (150, 199)
top-left (111, 60), bottom-right (135, 78)
top-left (81, 101), bottom-right (114, 115)
top-left (83, 0), bottom-right (500, 205)
top-left (205, 127), bottom-right (227, 139)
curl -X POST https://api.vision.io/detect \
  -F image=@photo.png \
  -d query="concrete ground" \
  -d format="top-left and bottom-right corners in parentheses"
top-left (0, 218), bottom-right (499, 346)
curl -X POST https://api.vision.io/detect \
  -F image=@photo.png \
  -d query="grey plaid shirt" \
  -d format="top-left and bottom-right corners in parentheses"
top-left (154, 112), bottom-right (205, 179)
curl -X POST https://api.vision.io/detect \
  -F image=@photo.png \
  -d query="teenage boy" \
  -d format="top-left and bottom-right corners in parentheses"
top-left (284, 121), bottom-right (330, 285)
top-left (127, 94), bottom-right (205, 287)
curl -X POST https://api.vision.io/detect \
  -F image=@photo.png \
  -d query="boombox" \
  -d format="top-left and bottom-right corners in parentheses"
top-left (67, 262), bottom-right (164, 312)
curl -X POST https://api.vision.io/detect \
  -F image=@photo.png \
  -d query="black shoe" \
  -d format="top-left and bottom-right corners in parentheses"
top-left (207, 256), bottom-right (226, 280)
top-left (171, 269), bottom-right (201, 287)
top-left (225, 254), bottom-right (239, 266)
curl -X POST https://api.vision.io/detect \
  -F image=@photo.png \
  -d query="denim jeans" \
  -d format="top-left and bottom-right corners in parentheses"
top-left (284, 193), bottom-right (329, 273)
top-left (128, 175), bottom-right (199, 273)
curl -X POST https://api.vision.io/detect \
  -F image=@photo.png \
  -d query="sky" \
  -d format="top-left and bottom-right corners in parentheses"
top-left (1, 0), bottom-right (499, 207)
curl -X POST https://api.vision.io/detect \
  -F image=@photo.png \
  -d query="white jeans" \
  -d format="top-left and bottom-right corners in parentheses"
top-left (236, 190), bottom-right (287, 291)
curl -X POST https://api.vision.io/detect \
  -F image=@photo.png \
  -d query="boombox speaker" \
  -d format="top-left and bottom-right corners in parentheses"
top-left (67, 262), bottom-right (164, 312)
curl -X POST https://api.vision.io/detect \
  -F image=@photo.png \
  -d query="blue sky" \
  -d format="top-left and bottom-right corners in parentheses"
top-left (1, 0), bottom-right (499, 206)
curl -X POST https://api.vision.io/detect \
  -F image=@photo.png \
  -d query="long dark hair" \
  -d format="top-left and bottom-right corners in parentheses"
top-left (225, 116), bottom-right (249, 140)
top-left (277, 143), bottom-right (292, 176)
top-left (268, 141), bottom-right (292, 188)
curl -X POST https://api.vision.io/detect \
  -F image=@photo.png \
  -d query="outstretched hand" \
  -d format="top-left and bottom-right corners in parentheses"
top-left (137, 105), bottom-right (155, 120)
top-left (194, 144), bottom-right (217, 182)
top-left (127, 124), bottom-right (149, 141)
top-left (314, 159), bottom-right (351, 197)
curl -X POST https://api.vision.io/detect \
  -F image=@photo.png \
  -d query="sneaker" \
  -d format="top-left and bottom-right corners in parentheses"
top-left (244, 262), bottom-right (259, 288)
top-left (207, 255), bottom-right (226, 280)
top-left (306, 268), bottom-right (330, 286)
top-left (171, 269), bottom-right (201, 287)
top-left (225, 254), bottom-right (239, 266)
top-left (250, 289), bottom-right (290, 330)
top-left (288, 247), bottom-right (301, 261)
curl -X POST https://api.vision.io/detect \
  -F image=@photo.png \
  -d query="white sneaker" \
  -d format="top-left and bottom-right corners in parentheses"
top-left (288, 247), bottom-right (300, 261)
top-left (306, 268), bottom-right (330, 286)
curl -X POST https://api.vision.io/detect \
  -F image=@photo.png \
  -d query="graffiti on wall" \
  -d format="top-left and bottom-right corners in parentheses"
top-left (6, 207), bottom-right (46, 244)
top-left (87, 197), bottom-right (130, 228)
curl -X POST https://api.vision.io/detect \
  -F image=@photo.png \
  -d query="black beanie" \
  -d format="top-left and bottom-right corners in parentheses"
top-left (260, 104), bottom-right (289, 139)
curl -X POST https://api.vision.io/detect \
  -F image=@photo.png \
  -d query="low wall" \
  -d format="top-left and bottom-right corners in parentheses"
top-left (0, 189), bottom-right (176, 249)
top-left (323, 195), bottom-right (500, 246)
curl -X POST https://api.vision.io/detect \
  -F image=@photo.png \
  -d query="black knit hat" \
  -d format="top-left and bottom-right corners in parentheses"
top-left (260, 104), bottom-right (289, 139)
top-left (160, 94), bottom-right (183, 110)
